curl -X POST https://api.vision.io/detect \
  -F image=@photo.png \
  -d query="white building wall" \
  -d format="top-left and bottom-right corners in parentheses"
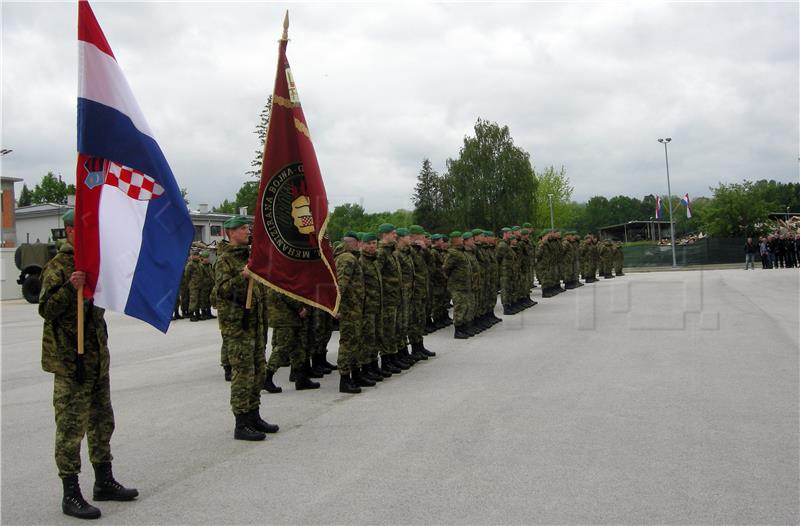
top-left (16, 215), bottom-right (64, 244)
top-left (0, 248), bottom-right (23, 300)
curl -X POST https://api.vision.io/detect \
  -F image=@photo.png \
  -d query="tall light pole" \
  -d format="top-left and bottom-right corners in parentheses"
top-left (658, 138), bottom-right (677, 267)
top-left (547, 193), bottom-right (555, 229)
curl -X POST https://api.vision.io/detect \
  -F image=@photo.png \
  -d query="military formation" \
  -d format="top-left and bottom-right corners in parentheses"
top-left (38, 210), bottom-right (627, 519)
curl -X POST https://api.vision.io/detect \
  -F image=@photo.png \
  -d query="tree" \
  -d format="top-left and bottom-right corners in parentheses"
top-left (246, 96), bottom-right (272, 179)
top-left (212, 199), bottom-right (237, 214)
top-left (180, 187), bottom-right (189, 207)
top-left (533, 165), bottom-right (573, 230)
top-left (411, 158), bottom-right (444, 231)
top-left (702, 181), bottom-right (770, 237)
top-left (17, 184), bottom-right (33, 207)
top-left (30, 172), bottom-right (75, 204)
top-left (441, 118), bottom-right (537, 230)
top-left (327, 203), bottom-right (367, 242)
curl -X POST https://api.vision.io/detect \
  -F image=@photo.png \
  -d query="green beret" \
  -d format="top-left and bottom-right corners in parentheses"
top-left (430, 234), bottom-right (441, 241)
top-left (361, 232), bottom-right (377, 242)
top-left (199, 251), bottom-right (209, 258)
top-left (471, 228), bottom-right (482, 236)
top-left (462, 231), bottom-right (473, 239)
top-left (409, 225), bottom-right (425, 235)
top-left (512, 225), bottom-right (521, 231)
top-left (501, 227), bottom-right (511, 233)
top-left (449, 231), bottom-right (462, 239)
top-left (333, 241), bottom-right (343, 249)
top-left (424, 232), bottom-right (431, 238)
top-left (522, 222), bottom-right (533, 228)
top-left (521, 228), bottom-right (530, 235)
top-left (378, 223), bottom-right (395, 234)
top-left (343, 230), bottom-right (359, 239)
top-left (62, 209), bottom-right (75, 226)
top-left (223, 215), bottom-right (252, 229)
top-left (396, 227), bottom-right (409, 237)
top-left (484, 230), bottom-right (494, 237)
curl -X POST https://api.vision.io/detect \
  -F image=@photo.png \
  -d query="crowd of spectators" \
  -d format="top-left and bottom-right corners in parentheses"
top-left (747, 233), bottom-right (799, 269)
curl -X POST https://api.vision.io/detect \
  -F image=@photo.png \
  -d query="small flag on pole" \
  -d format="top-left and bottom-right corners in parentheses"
top-left (74, 0), bottom-right (194, 332)
top-left (655, 195), bottom-right (662, 219)
top-left (247, 12), bottom-right (340, 315)
top-left (681, 193), bottom-right (692, 218)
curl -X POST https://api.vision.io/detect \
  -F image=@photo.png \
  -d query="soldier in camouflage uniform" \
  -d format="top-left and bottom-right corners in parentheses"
top-left (335, 232), bottom-right (367, 393)
top-left (215, 216), bottom-right (278, 441)
top-left (264, 287), bottom-right (320, 392)
top-left (308, 308), bottom-right (335, 377)
top-left (212, 239), bottom-right (232, 380)
top-left (599, 239), bottom-right (615, 279)
top-left (430, 234), bottom-right (451, 328)
top-left (613, 241), bottom-right (625, 276)
top-left (422, 233), bottom-right (438, 334)
top-left (409, 225), bottom-right (435, 358)
top-left (376, 224), bottom-right (410, 371)
top-left (522, 222), bottom-right (538, 289)
top-left (39, 210), bottom-right (138, 520)
top-left (180, 253), bottom-right (197, 320)
top-left (537, 230), bottom-right (561, 298)
top-left (497, 228), bottom-right (518, 314)
top-left (395, 228), bottom-right (420, 366)
top-left (579, 235), bottom-right (596, 283)
top-left (196, 252), bottom-right (215, 320)
top-left (443, 231), bottom-right (473, 338)
top-left (360, 232), bottom-right (396, 377)
top-left (483, 230), bottom-right (502, 324)
top-left (517, 229), bottom-right (537, 308)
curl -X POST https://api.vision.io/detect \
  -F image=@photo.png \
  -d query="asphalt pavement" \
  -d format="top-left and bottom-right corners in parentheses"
top-left (2, 268), bottom-right (798, 525)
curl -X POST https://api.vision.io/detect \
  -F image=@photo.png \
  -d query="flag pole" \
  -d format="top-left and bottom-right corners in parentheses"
top-left (76, 284), bottom-right (85, 383)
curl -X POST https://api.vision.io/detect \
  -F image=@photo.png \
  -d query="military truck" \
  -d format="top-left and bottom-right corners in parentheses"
top-left (14, 228), bottom-right (65, 303)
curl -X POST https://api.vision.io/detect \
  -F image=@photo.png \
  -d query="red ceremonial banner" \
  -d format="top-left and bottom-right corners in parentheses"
top-left (247, 18), bottom-right (340, 315)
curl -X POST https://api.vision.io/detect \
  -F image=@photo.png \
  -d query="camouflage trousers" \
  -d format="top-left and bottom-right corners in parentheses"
top-left (309, 309), bottom-right (333, 357)
top-left (267, 327), bottom-right (305, 372)
top-left (380, 304), bottom-right (399, 356)
top-left (614, 257), bottom-right (624, 275)
top-left (180, 283), bottom-right (190, 314)
top-left (450, 289), bottom-right (473, 325)
top-left (431, 284), bottom-right (448, 319)
top-left (188, 284), bottom-right (201, 313)
top-left (220, 336), bottom-right (230, 367)
top-left (53, 365), bottom-right (114, 478)
top-left (408, 296), bottom-right (426, 344)
top-left (397, 297), bottom-right (410, 350)
top-left (227, 332), bottom-right (266, 416)
top-left (361, 312), bottom-right (381, 365)
top-left (337, 313), bottom-right (362, 374)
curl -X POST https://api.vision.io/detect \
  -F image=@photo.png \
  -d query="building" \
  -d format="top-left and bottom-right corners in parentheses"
top-left (598, 220), bottom-right (672, 242)
top-left (1, 176), bottom-right (23, 247)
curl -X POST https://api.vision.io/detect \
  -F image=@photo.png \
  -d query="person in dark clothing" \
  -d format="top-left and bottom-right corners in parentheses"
top-left (758, 237), bottom-right (769, 269)
top-left (744, 238), bottom-right (758, 270)
top-left (768, 235), bottom-right (780, 268)
top-left (784, 234), bottom-right (797, 268)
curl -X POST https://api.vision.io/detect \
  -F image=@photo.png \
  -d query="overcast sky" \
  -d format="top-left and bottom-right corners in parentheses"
top-left (2, 2), bottom-right (798, 213)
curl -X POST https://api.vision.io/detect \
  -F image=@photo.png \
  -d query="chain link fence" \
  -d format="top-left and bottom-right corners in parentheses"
top-left (623, 238), bottom-right (747, 267)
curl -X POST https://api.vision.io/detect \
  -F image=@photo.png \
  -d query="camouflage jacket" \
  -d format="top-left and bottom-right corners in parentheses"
top-left (396, 244), bottom-right (415, 305)
top-left (214, 244), bottom-right (253, 325)
top-left (335, 248), bottom-right (365, 320)
top-left (360, 250), bottom-right (383, 314)
top-left (443, 245), bottom-right (472, 293)
top-left (38, 243), bottom-right (108, 376)
top-left (410, 245), bottom-right (429, 301)
top-left (430, 247), bottom-right (448, 288)
top-left (376, 241), bottom-right (402, 305)
top-left (267, 288), bottom-right (305, 328)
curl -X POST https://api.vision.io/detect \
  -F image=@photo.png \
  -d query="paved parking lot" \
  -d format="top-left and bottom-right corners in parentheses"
top-left (2, 268), bottom-right (798, 524)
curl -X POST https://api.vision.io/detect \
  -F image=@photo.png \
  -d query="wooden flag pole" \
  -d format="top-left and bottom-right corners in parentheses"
top-left (242, 277), bottom-right (254, 330)
top-left (77, 285), bottom-right (84, 355)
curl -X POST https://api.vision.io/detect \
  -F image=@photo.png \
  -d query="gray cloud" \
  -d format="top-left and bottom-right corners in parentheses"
top-left (2, 2), bottom-right (797, 214)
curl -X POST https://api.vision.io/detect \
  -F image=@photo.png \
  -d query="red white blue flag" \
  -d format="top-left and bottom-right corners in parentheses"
top-left (74, 0), bottom-right (193, 332)
top-left (681, 193), bottom-right (692, 218)
top-left (655, 195), bottom-right (662, 219)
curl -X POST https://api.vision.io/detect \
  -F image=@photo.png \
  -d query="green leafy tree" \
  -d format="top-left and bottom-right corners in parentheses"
top-left (702, 181), bottom-right (770, 237)
top-left (411, 158), bottom-right (445, 231)
top-left (212, 199), bottom-right (237, 214)
top-left (246, 96), bottom-right (272, 179)
top-left (234, 181), bottom-right (259, 216)
top-left (441, 119), bottom-right (537, 231)
top-left (17, 184), bottom-right (33, 207)
top-left (327, 203), bottom-right (367, 241)
top-left (533, 165), bottom-right (573, 230)
top-left (30, 172), bottom-right (75, 204)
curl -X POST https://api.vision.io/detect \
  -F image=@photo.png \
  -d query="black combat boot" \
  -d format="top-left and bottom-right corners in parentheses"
top-left (372, 360), bottom-right (392, 378)
top-left (206, 308), bottom-right (216, 319)
top-left (62, 475), bottom-right (101, 520)
top-left (502, 304), bottom-right (514, 316)
top-left (321, 354), bottom-right (337, 371)
top-left (454, 324), bottom-right (469, 339)
top-left (381, 356), bottom-right (401, 374)
top-left (293, 366), bottom-right (321, 390)
top-left (391, 353), bottom-right (411, 370)
top-left (223, 365), bottom-right (232, 382)
top-left (92, 462), bottom-right (139, 501)
top-left (352, 367), bottom-right (376, 387)
top-left (248, 409), bottom-right (279, 433)
top-left (420, 340), bottom-right (436, 357)
top-left (306, 358), bottom-right (324, 379)
top-left (171, 308), bottom-right (180, 321)
top-left (310, 356), bottom-right (328, 377)
top-left (604, 273), bottom-right (614, 279)
top-left (234, 413), bottom-right (266, 441)
top-left (402, 346), bottom-right (420, 364)
top-left (565, 281), bottom-right (576, 290)
top-left (339, 373), bottom-right (362, 393)
top-left (263, 370), bottom-right (282, 393)
top-left (189, 311), bottom-right (200, 322)
top-left (361, 364), bottom-right (383, 382)
top-left (410, 342), bottom-right (428, 361)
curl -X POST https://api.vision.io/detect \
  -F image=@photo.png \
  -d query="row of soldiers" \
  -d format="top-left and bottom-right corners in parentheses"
top-left (172, 250), bottom-right (216, 322)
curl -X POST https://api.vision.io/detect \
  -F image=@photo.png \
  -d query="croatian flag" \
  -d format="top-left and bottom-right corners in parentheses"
top-left (681, 193), bottom-right (692, 218)
top-left (74, 1), bottom-right (193, 332)
top-left (655, 195), bottom-right (662, 219)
